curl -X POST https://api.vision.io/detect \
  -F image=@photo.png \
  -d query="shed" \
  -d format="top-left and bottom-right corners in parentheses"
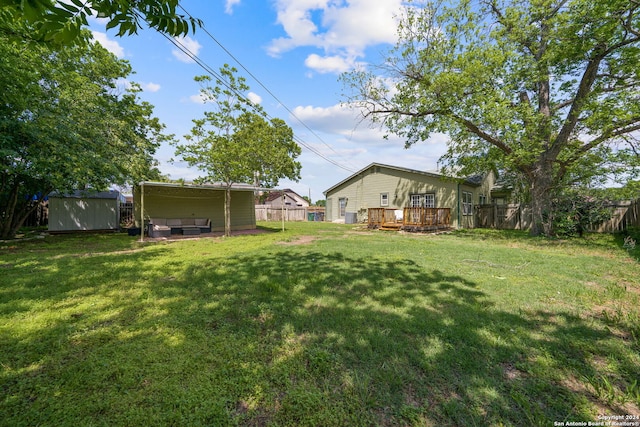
top-left (48, 190), bottom-right (122, 232)
top-left (134, 182), bottom-right (257, 233)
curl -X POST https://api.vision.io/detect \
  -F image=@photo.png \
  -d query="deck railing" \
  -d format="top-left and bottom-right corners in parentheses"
top-left (368, 207), bottom-right (451, 230)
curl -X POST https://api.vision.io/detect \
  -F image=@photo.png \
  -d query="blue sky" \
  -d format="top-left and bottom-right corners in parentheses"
top-left (90, 0), bottom-right (449, 202)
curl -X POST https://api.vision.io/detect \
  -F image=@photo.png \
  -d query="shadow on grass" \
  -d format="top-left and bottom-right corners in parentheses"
top-left (1, 241), bottom-right (639, 425)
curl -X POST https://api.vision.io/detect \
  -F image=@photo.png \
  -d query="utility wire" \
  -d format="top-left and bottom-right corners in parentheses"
top-left (176, 4), bottom-right (359, 173)
top-left (162, 32), bottom-right (356, 172)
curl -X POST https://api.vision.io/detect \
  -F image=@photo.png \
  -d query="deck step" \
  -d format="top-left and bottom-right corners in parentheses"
top-left (380, 223), bottom-right (402, 231)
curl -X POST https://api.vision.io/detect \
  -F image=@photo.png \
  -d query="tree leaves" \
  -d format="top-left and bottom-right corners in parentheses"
top-left (342, 0), bottom-right (640, 235)
top-left (0, 32), bottom-right (171, 238)
top-left (0, 0), bottom-right (202, 44)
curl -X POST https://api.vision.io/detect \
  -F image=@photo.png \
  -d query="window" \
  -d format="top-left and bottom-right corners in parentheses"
top-left (479, 194), bottom-right (487, 205)
top-left (380, 193), bottom-right (389, 207)
top-left (424, 193), bottom-right (435, 208)
top-left (462, 192), bottom-right (473, 215)
top-left (338, 197), bottom-right (347, 217)
top-left (410, 193), bottom-right (436, 208)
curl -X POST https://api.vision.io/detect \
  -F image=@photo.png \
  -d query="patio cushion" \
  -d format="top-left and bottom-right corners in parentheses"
top-left (150, 218), bottom-right (166, 226)
top-left (166, 218), bottom-right (181, 226)
top-left (181, 218), bottom-right (195, 226)
top-left (194, 218), bottom-right (208, 226)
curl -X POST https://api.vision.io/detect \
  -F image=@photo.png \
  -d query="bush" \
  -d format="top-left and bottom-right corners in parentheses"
top-left (549, 192), bottom-right (613, 237)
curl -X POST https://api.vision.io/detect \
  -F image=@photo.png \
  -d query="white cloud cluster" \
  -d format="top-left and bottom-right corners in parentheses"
top-left (268, 0), bottom-right (403, 74)
top-left (289, 102), bottom-right (449, 170)
top-left (225, 0), bottom-right (241, 14)
top-left (92, 31), bottom-right (124, 58)
top-left (172, 36), bottom-right (203, 63)
top-left (142, 82), bottom-right (161, 93)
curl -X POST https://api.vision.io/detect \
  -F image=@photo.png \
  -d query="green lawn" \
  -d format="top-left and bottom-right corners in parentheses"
top-left (1, 222), bottom-right (639, 426)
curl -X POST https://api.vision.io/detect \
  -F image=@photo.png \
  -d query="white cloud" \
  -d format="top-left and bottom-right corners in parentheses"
top-left (247, 92), bottom-right (262, 105)
top-left (304, 54), bottom-right (353, 74)
top-left (225, 0), bottom-right (241, 14)
top-left (268, 0), bottom-right (403, 73)
top-left (172, 36), bottom-right (202, 63)
top-left (188, 93), bottom-right (207, 104)
top-left (142, 82), bottom-right (161, 93)
top-left (92, 31), bottom-right (125, 58)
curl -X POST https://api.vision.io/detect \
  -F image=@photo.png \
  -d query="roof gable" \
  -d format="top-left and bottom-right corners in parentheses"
top-left (323, 163), bottom-right (481, 195)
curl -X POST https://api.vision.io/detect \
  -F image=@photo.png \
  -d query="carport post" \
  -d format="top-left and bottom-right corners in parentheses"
top-left (139, 182), bottom-right (145, 243)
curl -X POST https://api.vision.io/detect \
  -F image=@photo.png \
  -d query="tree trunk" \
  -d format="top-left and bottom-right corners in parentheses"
top-left (0, 183), bottom-right (20, 240)
top-left (224, 186), bottom-right (231, 238)
top-left (1, 184), bottom-right (50, 240)
top-left (528, 164), bottom-right (554, 237)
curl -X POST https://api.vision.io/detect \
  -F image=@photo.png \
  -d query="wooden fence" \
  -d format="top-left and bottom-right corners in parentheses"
top-left (22, 201), bottom-right (49, 227)
top-left (120, 202), bottom-right (135, 228)
top-left (255, 205), bottom-right (325, 222)
top-left (475, 199), bottom-right (640, 232)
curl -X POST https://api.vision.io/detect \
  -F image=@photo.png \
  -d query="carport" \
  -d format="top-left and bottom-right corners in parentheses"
top-left (135, 182), bottom-right (258, 240)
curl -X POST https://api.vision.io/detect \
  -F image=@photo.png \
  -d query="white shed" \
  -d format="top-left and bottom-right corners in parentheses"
top-left (48, 190), bottom-right (122, 232)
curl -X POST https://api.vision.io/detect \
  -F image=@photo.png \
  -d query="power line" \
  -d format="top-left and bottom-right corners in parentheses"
top-left (161, 33), bottom-right (356, 172)
top-left (175, 5), bottom-right (359, 173)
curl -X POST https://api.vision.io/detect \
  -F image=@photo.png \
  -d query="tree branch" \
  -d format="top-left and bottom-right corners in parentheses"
top-left (565, 121), bottom-right (640, 164)
top-left (551, 53), bottom-right (603, 155)
top-left (451, 114), bottom-right (513, 155)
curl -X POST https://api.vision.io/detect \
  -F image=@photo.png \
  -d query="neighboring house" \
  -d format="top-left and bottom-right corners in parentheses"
top-left (323, 163), bottom-right (496, 229)
top-left (134, 182), bottom-right (257, 232)
top-left (49, 190), bottom-right (122, 232)
top-left (262, 189), bottom-right (310, 208)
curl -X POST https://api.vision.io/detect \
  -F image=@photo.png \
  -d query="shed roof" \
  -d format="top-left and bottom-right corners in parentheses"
top-left (50, 190), bottom-right (122, 200)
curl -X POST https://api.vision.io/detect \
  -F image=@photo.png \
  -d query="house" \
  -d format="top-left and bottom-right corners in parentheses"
top-left (262, 189), bottom-right (309, 208)
top-left (323, 163), bottom-right (496, 229)
top-left (134, 182), bottom-right (257, 233)
top-left (49, 190), bottom-right (122, 232)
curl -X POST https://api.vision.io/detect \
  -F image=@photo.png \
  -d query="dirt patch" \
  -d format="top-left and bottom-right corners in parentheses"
top-left (276, 235), bottom-right (317, 246)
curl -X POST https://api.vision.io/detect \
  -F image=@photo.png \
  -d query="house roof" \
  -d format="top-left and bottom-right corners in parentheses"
top-left (263, 188), bottom-right (305, 202)
top-left (323, 162), bottom-right (482, 195)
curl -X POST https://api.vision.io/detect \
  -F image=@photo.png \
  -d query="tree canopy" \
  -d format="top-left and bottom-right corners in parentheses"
top-left (342, 0), bottom-right (640, 236)
top-left (0, 31), bottom-right (171, 239)
top-left (0, 0), bottom-right (201, 44)
top-left (174, 65), bottom-right (302, 236)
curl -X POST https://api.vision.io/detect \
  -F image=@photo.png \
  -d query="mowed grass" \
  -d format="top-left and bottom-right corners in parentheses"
top-left (1, 222), bottom-right (639, 426)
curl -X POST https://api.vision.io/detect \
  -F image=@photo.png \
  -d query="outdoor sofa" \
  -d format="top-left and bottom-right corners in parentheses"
top-left (148, 217), bottom-right (211, 237)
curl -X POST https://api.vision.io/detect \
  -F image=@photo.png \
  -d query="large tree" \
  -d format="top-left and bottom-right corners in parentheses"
top-left (174, 65), bottom-right (302, 237)
top-left (342, 0), bottom-right (640, 236)
top-left (0, 0), bottom-right (200, 44)
top-left (0, 31), bottom-right (171, 239)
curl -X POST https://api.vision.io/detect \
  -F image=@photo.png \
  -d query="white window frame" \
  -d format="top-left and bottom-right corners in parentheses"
top-left (462, 192), bottom-right (473, 216)
top-left (380, 192), bottom-right (389, 207)
top-left (410, 193), bottom-right (435, 208)
top-left (338, 197), bottom-right (347, 217)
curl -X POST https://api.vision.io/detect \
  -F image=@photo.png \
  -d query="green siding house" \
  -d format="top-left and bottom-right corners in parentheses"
top-left (323, 163), bottom-right (495, 229)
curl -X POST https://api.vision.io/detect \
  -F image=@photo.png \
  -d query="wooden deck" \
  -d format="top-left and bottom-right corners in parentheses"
top-left (368, 207), bottom-right (451, 232)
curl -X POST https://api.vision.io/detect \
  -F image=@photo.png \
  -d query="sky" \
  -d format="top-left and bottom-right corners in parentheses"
top-left (89, 0), bottom-right (450, 203)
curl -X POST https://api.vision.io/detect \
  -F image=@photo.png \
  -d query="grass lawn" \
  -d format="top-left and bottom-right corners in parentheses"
top-left (1, 222), bottom-right (639, 426)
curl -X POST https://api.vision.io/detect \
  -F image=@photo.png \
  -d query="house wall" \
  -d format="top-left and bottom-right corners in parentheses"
top-left (325, 166), bottom-right (488, 228)
top-left (49, 197), bottom-right (119, 231)
top-left (134, 186), bottom-right (256, 231)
